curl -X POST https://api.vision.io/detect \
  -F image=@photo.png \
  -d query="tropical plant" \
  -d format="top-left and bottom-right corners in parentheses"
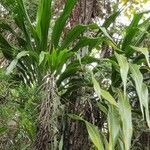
top-left (69, 12), bottom-right (150, 150)
top-left (0, 0), bottom-right (150, 149)
top-left (0, 0), bottom-right (116, 149)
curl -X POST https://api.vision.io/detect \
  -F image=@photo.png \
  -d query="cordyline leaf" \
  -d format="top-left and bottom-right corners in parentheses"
top-left (56, 66), bottom-right (81, 87)
top-left (85, 121), bottom-right (104, 150)
top-left (96, 11), bottom-right (120, 36)
top-left (8, 0), bottom-right (33, 49)
top-left (118, 91), bottom-right (132, 150)
top-left (0, 33), bottom-right (12, 49)
top-left (141, 83), bottom-right (150, 128)
top-left (72, 37), bottom-right (103, 52)
top-left (68, 114), bottom-right (104, 150)
top-left (92, 75), bottom-right (101, 99)
top-left (55, 49), bottom-right (73, 74)
top-left (108, 106), bottom-right (120, 149)
top-left (134, 18), bottom-right (150, 47)
top-left (68, 114), bottom-right (84, 121)
top-left (16, 0), bottom-right (33, 27)
top-left (59, 135), bottom-right (63, 150)
top-left (15, 0), bottom-right (39, 48)
top-left (99, 26), bottom-right (115, 45)
top-left (122, 13), bottom-right (143, 55)
top-left (115, 52), bottom-right (129, 95)
top-left (103, 11), bottom-right (120, 28)
top-left (51, 0), bottom-right (77, 48)
top-left (92, 75), bottom-right (118, 107)
top-left (16, 51), bottom-right (29, 59)
top-left (130, 64), bottom-right (144, 117)
top-left (101, 89), bottom-right (118, 107)
top-left (6, 59), bottom-right (18, 75)
top-left (97, 102), bottom-right (108, 115)
top-left (0, 33), bottom-right (14, 59)
top-left (6, 51), bottom-right (29, 75)
top-left (60, 25), bottom-right (88, 50)
top-left (36, 0), bottom-right (52, 50)
top-left (51, 49), bottom-right (57, 71)
top-left (57, 56), bottom-right (99, 86)
top-left (39, 51), bottom-right (47, 65)
top-left (131, 46), bottom-right (150, 68)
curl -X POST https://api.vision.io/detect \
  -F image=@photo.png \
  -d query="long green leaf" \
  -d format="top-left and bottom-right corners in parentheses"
top-left (95, 11), bottom-right (120, 36)
top-left (0, 22), bottom-right (27, 47)
top-left (72, 37), bottom-right (103, 52)
top-left (16, 0), bottom-right (39, 48)
top-left (92, 75), bottom-right (118, 107)
top-left (108, 106), bottom-right (120, 149)
top-left (99, 26), bottom-right (115, 44)
top-left (130, 64), bottom-right (144, 117)
top-left (6, 59), bottom-right (18, 75)
top-left (0, 33), bottom-right (14, 59)
top-left (122, 13), bottom-right (143, 54)
top-left (141, 83), bottom-right (150, 128)
top-left (36, 0), bottom-right (52, 50)
top-left (51, 0), bottom-right (77, 48)
top-left (118, 91), bottom-right (132, 150)
top-left (115, 52), bottom-right (129, 94)
top-left (60, 25), bottom-right (88, 50)
top-left (131, 46), bottom-right (150, 68)
top-left (68, 114), bottom-right (104, 150)
top-left (103, 11), bottom-right (120, 28)
top-left (6, 51), bottom-right (29, 75)
top-left (85, 121), bottom-right (104, 150)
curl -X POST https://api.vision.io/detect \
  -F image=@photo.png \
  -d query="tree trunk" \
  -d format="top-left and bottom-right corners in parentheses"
top-left (34, 73), bottom-right (62, 150)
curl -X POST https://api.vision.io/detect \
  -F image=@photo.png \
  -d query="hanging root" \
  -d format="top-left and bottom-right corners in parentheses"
top-left (34, 73), bottom-right (62, 150)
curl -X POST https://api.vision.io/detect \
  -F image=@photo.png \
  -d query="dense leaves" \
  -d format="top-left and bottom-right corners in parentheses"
top-left (0, 0), bottom-right (150, 149)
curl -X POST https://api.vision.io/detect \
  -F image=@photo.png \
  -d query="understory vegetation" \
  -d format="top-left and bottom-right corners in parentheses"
top-left (0, 0), bottom-right (150, 149)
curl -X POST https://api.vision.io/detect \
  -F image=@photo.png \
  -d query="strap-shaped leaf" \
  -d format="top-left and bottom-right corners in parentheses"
top-left (96, 11), bottom-right (120, 36)
top-left (122, 13), bottom-right (143, 53)
top-left (51, 0), bottom-right (77, 48)
top-left (131, 46), bottom-right (150, 68)
top-left (85, 121), bottom-right (104, 150)
top-left (0, 22), bottom-right (27, 48)
top-left (130, 64), bottom-right (144, 117)
top-left (55, 50), bottom-right (74, 75)
top-left (141, 84), bottom-right (150, 128)
top-left (130, 64), bottom-right (150, 127)
top-left (68, 114), bottom-right (104, 150)
top-left (72, 37), bottom-right (103, 52)
top-left (16, 0), bottom-right (39, 48)
top-left (115, 52), bottom-right (129, 94)
top-left (118, 91), bottom-right (132, 150)
top-left (6, 51), bottom-right (29, 75)
top-left (0, 34), bottom-right (14, 60)
top-left (108, 106), bottom-right (120, 149)
top-left (36, 0), bottom-right (52, 50)
top-left (60, 25), bottom-right (88, 50)
top-left (6, 59), bottom-right (18, 75)
top-left (56, 66), bottom-right (81, 87)
top-left (57, 56), bottom-right (99, 86)
top-left (103, 11), bottom-right (120, 28)
top-left (99, 27), bottom-right (115, 45)
top-left (92, 75), bottom-right (118, 107)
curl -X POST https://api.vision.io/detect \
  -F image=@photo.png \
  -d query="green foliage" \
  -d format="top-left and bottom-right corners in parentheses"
top-left (68, 114), bottom-right (104, 150)
top-left (0, 0), bottom-right (150, 149)
top-left (0, 69), bottom-right (40, 149)
top-left (69, 10), bottom-right (150, 149)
